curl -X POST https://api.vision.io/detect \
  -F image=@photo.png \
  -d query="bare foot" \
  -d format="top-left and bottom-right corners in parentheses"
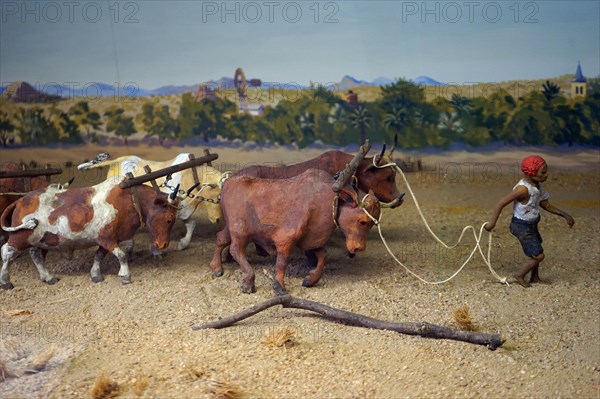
top-left (513, 274), bottom-right (531, 288)
top-left (529, 276), bottom-right (551, 285)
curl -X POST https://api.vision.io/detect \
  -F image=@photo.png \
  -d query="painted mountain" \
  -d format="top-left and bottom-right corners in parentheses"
top-left (0, 81), bottom-right (61, 103)
top-left (412, 76), bottom-right (446, 86)
top-left (0, 75), bottom-right (446, 100)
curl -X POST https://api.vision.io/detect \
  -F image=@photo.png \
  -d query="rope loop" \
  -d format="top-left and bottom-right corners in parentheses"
top-left (371, 159), bottom-right (508, 285)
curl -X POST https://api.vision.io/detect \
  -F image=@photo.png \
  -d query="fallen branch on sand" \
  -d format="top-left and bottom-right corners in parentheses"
top-left (191, 282), bottom-right (504, 350)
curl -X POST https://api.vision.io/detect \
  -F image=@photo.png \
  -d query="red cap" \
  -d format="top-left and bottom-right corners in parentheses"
top-left (521, 155), bottom-right (546, 176)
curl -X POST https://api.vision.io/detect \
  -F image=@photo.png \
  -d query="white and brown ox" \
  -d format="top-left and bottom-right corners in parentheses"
top-left (78, 153), bottom-right (223, 253)
top-left (0, 179), bottom-right (179, 289)
top-left (1, 163), bottom-right (73, 244)
top-left (210, 145), bottom-right (381, 294)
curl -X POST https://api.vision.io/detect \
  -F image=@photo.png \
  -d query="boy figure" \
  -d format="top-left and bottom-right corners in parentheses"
top-left (484, 155), bottom-right (575, 287)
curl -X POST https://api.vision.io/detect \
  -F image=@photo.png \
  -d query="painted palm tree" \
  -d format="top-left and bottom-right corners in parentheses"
top-left (437, 112), bottom-right (463, 133)
top-left (542, 80), bottom-right (561, 102)
top-left (450, 93), bottom-right (472, 117)
top-left (383, 106), bottom-right (410, 145)
top-left (0, 111), bottom-right (15, 147)
top-left (348, 105), bottom-right (371, 144)
top-left (299, 111), bottom-right (316, 144)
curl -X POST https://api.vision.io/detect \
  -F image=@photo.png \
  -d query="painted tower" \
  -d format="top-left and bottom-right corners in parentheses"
top-left (571, 62), bottom-right (587, 98)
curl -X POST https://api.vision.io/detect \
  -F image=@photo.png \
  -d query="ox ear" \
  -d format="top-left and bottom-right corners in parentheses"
top-left (338, 188), bottom-right (358, 207)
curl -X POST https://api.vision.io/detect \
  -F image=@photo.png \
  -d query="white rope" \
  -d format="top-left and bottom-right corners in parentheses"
top-left (372, 158), bottom-right (508, 285)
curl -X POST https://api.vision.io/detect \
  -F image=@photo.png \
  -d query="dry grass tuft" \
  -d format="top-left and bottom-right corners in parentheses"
top-left (0, 359), bottom-right (18, 381)
top-left (90, 373), bottom-right (119, 399)
top-left (208, 378), bottom-right (242, 399)
top-left (261, 327), bottom-right (296, 348)
top-left (28, 346), bottom-right (56, 372)
top-left (453, 305), bottom-right (478, 332)
top-left (186, 364), bottom-right (205, 379)
top-left (132, 375), bottom-right (149, 397)
top-left (3, 309), bottom-right (34, 316)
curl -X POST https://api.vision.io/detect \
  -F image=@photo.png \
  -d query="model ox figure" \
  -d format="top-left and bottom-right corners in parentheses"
top-left (78, 153), bottom-right (223, 253)
top-left (0, 178), bottom-right (179, 289)
top-left (1, 163), bottom-right (73, 244)
top-left (236, 137), bottom-right (403, 208)
top-left (210, 141), bottom-right (381, 293)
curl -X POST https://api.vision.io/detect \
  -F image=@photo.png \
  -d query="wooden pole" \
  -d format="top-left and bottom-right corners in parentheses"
top-left (0, 168), bottom-right (63, 179)
top-left (119, 153), bottom-right (218, 189)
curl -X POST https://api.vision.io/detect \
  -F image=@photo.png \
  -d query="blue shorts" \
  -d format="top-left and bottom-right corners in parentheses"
top-left (510, 217), bottom-right (543, 258)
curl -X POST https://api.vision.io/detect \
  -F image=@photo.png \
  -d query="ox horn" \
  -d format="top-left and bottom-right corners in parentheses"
top-left (169, 184), bottom-right (180, 204)
top-left (389, 134), bottom-right (397, 158)
top-left (363, 143), bottom-right (386, 172)
top-left (62, 177), bottom-right (75, 189)
top-left (186, 182), bottom-right (201, 197)
top-left (332, 140), bottom-right (371, 192)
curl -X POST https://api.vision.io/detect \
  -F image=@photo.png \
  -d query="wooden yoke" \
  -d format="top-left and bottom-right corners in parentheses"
top-left (332, 140), bottom-right (371, 193)
top-left (1, 165), bottom-right (63, 193)
top-left (119, 153), bottom-right (219, 189)
top-left (0, 167), bottom-right (63, 179)
top-left (142, 165), bottom-right (161, 192)
top-left (188, 154), bottom-right (200, 186)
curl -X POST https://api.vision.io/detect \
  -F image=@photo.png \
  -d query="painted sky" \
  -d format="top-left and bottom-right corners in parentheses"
top-left (1, 0), bottom-right (599, 89)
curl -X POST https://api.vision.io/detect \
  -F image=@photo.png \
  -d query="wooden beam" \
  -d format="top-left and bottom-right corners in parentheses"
top-left (119, 153), bottom-right (218, 189)
top-left (0, 168), bottom-right (63, 179)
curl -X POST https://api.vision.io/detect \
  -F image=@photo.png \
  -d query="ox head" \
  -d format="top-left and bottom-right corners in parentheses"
top-left (332, 141), bottom-right (382, 256)
top-left (338, 189), bottom-right (381, 256)
top-left (182, 167), bottom-right (224, 224)
top-left (144, 186), bottom-right (179, 250)
top-left (200, 182), bottom-right (223, 224)
top-left (359, 135), bottom-right (404, 208)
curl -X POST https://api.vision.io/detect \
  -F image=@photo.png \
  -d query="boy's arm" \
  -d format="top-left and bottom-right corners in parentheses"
top-left (484, 186), bottom-right (528, 231)
top-left (540, 200), bottom-right (575, 227)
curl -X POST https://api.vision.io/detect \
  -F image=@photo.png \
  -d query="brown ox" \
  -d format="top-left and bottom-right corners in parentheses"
top-left (236, 146), bottom-right (404, 208)
top-left (0, 179), bottom-right (179, 289)
top-left (210, 168), bottom-right (381, 294)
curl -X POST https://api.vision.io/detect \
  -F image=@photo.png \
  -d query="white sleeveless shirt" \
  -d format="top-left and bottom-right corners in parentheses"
top-left (513, 179), bottom-right (550, 221)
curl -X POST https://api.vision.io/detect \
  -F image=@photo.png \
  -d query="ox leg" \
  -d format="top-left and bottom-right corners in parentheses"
top-left (149, 243), bottom-right (164, 258)
top-left (274, 249), bottom-right (292, 293)
top-left (302, 248), bottom-right (327, 287)
top-left (210, 226), bottom-right (231, 278)
top-left (112, 247), bottom-right (132, 285)
top-left (178, 218), bottom-right (196, 251)
top-left (123, 239), bottom-right (134, 258)
top-left (30, 248), bottom-right (60, 285)
top-left (1, 243), bottom-right (19, 289)
top-left (90, 247), bottom-right (108, 283)
top-left (305, 250), bottom-right (318, 269)
top-left (230, 239), bottom-right (255, 294)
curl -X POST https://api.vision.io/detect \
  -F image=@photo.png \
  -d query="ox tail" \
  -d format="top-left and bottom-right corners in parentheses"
top-left (1, 202), bottom-right (38, 232)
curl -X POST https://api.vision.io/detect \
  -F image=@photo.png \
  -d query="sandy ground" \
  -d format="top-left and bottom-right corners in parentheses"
top-left (0, 144), bottom-right (599, 399)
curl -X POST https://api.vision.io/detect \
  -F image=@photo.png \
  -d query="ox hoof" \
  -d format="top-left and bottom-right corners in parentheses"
top-left (177, 242), bottom-right (189, 251)
top-left (0, 282), bottom-right (15, 290)
top-left (91, 275), bottom-right (104, 283)
top-left (45, 277), bottom-right (60, 285)
top-left (240, 284), bottom-right (256, 294)
top-left (211, 270), bottom-right (224, 278)
top-left (302, 278), bottom-right (315, 288)
top-left (121, 275), bottom-right (132, 285)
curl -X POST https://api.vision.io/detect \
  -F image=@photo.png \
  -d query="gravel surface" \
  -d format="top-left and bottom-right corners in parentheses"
top-left (1, 146), bottom-right (598, 398)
